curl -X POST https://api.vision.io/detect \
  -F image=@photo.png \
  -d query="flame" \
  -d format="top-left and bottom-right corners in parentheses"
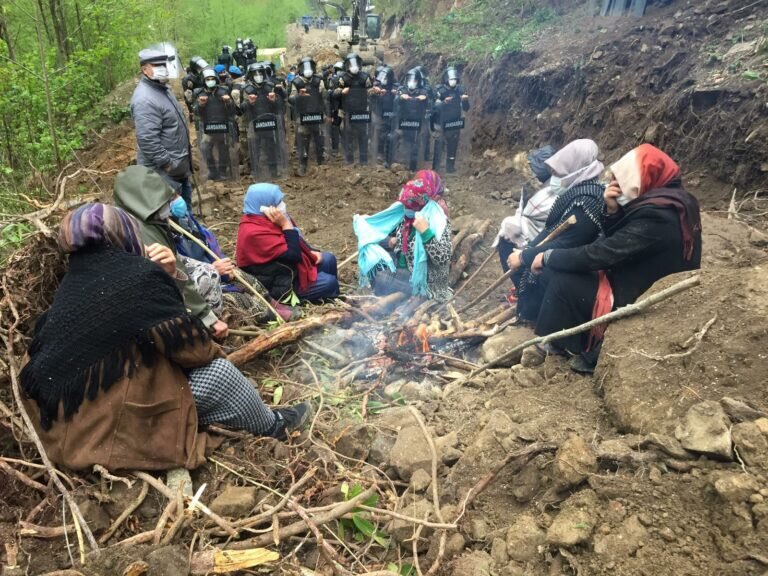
top-left (415, 323), bottom-right (430, 353)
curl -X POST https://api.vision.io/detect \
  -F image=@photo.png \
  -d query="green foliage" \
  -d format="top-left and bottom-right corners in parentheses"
top-left (0, 222), bottom-right (33, 264)
top-left (401, 0), bottom-right (554, 60)
top-left (337, 483), bottom-right (389, 548)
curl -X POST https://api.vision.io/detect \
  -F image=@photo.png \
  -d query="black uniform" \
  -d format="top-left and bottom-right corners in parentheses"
top-left (337, 71), bottom-right (373, 165)
top-left (371, 68), bottom-right (398, 164)
top-left (241, 80), bottom-right (285, 178)
top-left (290, 74), bottom-right (328, 173)
top-left (217, 48), bottom-right (233, 68)
top-left (433, 83), bottom-right (469, 173)
top-left (194, 84), bottom-right (237, 181)
top-left (389, 85), bottom-right (430, 170)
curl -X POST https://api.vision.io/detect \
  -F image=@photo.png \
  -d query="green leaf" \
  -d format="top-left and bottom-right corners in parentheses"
top-left (352, 515), bottom-right (389, 547)
top-left (742, 70), bottom-right (760, 80)
top-left (272, 386), bottom-right (283, 405)
top-left (400, 564), bottom-right (416, 576)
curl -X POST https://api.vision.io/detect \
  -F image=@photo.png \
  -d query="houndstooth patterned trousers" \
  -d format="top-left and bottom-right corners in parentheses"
top-left (188, 358), bottom-right (276, 435)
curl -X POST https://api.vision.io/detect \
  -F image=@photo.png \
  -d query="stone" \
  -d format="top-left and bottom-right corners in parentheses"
top-left (209, 486), bottom-right (259, 518)
top-left (641, 433), bottom-right (692, 459)
top-left (506, 514), bottom-right (545, 563)
top-left (451, 551), bottom-right (493, 576)
top-left (724, 41), bottom-right (757, 60)
top-left (720, 397), bottom-right (768, 422)
top-left (481, 326), bottom-right (536, 367)
top-left (756, 418), bottom-right (768, 435)
top-left (732, 421), bottom-right (768, 468)
top-left (399, 380), bottom-right (437, 402)
top-left (469, 517), bottom-right (489, 540)
top-left (369, 430), bottom-right (397, 466)
top-left (145, 545), bottom-right (189, 576)
top-left (674, 401), bottom-right (734, 460)
top-left (512, 464), bottom-right (542, 503)
top-left (712, 472), bottom-right (760, 503)
top-left (546, 489), bottom-right (599, 547)
top-left (77, 499), bottom-right (111, 533)
top-left (649, 467), bottom-right (663, 484)
top-left (334, 421), bottom-right (375, 462)
top-left (410, 469), bottom-right (432, 492)
top-left (594, 515), bottom-right (647, 557)
top-left (166, 467), bottom-right (193, 498)
top-left (448, 411), bottom-right (515, 489)
top-left (444, 532), bottom-right (467, 560)
top-left (346, 173), bottom-right (363, 186)
top-left (389, 425), bottom-right (432, 481)
top-left (389, 497), bottom-right (432, 549)
top-left (553, 435), bottom-right (598, 490)
top-left (491, 538), bottom-right (509, 566)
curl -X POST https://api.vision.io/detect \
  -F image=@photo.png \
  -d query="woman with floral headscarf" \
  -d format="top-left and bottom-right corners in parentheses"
top-left (528, 144), bottom-right (702, 373)
top-left (21, 203), bottom-right (309, 471)
top-left (354, 170), bottom-right (453, 301)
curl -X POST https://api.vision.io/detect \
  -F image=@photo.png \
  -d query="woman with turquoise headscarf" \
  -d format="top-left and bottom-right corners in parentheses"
top-left (354, 170), bottom-right (453, 301)
top-left (236, 183), bottom-right (340, 302)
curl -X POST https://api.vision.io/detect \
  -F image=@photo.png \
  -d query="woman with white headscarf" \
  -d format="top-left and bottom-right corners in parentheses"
top-left (504, 138), bottom-right (606, 322)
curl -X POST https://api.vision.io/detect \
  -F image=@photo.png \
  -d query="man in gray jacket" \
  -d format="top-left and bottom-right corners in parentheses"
top-left (131, 48), bottom-right (194, 207)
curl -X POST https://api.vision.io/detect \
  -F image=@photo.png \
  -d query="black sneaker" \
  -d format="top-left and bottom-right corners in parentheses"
top-left (569, 354), bottom-right (596, 375)
top-left (270, 402), bottom-right (311, 440)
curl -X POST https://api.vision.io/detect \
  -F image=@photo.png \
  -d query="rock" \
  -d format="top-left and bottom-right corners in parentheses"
top-left (77, 499), bottom-right (111, 533)
top-left (649, 467), bottom-right (663, 484)
top-left (597, 438), bottom-right (635, 462)
top-left (390, 424), bottom-right (441, 481)
top-left (732, 421), bottom-right (768, 468)
top-left (346, 173), bottom-right (363, 186)
top-left (546, 489), bottom-right (599, 547)
top-left (410, 469), bottom-right (432, 492)
top-left (399, 380), bottom-right (437, 402)
top-left (482, 149), bottom-right (499, 160)
top-left (724, 41), bottom-right (757, 59)
top-left (389, 497), bottom-right (432, 548)
top-left (594, 515), bottom-right (647, 557)
top-left (674, 401), bottom-right (734, 460)
top-left (444, 532), bottom-right (467, 560)
top-left (451, 551), bottom-right (493, 576)
top-left (369, 429), bottom-right (397, 466)
top-left (640, 433), bottom-right (692, 459)
top-left (469, 517), bottom-right (488, 541)
top-left (209, 486), bottom-right (259, 518)
top-left (166, 467), bottom-right (194, 498)
top-left (553, 435), bottom-right (597, 490)
top-left (512, 464), bottom-right (542, 503)
top-left (712, 472), bottom-right (760, 503)
top-left (506, 514), bottom-right (545, 563)
top-left (333, 421), bottom-right (375, 462)
top-left (756, 418), bottom-right (768, 435)
top-left (481, 326), bottom-right (536, 367)
top-left (720, 397), bottom-right (768, 422)
top-left (448, 410), bottom-right (515, 488)
top-left (145, 545), bottom-right (189, 576)
top-left (491, 538), bottom-right (509, 565)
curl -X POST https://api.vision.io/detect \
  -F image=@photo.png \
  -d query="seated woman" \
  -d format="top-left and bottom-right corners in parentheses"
top-left (500, 139), bottom-right (606, 322)
top-left (355, 170), bottom-right (453, 302)
top-left (236, 183), bottom-right (340, 303)
top-left (529, 144), bottom-right (702, 372)
top-left (20, 203), bottom-right (309, 471)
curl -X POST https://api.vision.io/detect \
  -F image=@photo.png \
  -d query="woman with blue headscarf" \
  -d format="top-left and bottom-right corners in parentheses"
top-left (354, 170), bottom-right (453, 302)
top-left (236, 183), bottom-right (340, 302)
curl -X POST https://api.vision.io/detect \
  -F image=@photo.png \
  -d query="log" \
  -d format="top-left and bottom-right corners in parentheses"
top-left (190, 548), bottom-right (279, 574)
top-left (452, 250), bottom-right (496, 300)
top-left (449, 220), bottom-right (491, 287)
top-left (228, 293), bottom-right (408, 367)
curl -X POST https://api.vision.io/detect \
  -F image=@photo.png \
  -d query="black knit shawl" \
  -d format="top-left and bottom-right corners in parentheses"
top-left (21, 246), bottom-right (209, 430)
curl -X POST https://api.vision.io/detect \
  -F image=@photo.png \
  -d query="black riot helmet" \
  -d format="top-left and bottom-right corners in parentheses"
top-left (189, 56), bottom-right (209, 74)
top-left (299, 57), bottom-right (316, 79)
top-left (246, 62), bottom-right (268, 84)
top-left (262, 61), bottom-right (276, 78)
top-left (344, 53), bottom-right (362, 75)
top-left (443, 66), bottom-right (460, 87)
top-left (222, 45), bottom-right (230, 54)
top-left (376, 65), bottom-right (395, 88)
top-left (404, 68), bottom-right (424, 91)
top-left (333, 60), bottom-right (344, 73)
top-left (245, 38), bottom-right (254, 49)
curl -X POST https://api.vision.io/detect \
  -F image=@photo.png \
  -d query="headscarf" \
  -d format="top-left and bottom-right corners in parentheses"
top-left (243, 183), bottom-right (284, 215)
top-left (611, 144), bottom-right (700, 261)
top-left (399, 171), bottom-right (448, 253)
top-left (58, 203), bottom-right (145, 256)
top-left (528, 145), bottom-right (556, 184)
top-left (545, 139), bottom-right (604, 191)
top-left (610, 143), bottom-right (681, 200)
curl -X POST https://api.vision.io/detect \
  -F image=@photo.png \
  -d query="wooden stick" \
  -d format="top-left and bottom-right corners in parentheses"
top-left (452, 250), bottom-right (496, 299)
top-left (465, 275), bottom-right (701, 379)
top-left (0, 459), bottom-right (48, 492)
top-left (337, 251), bottom-right (359, 270)
top-left (167, 219), bottom-right (284, 325)
top-left (455, 215), bottom-right (579, 314)
top-left (98, 481), bottom-right (149, 544)
top-left (19, 521), bottom-right (76, 539)
top-left (226, 486), bottom-right (376, 550)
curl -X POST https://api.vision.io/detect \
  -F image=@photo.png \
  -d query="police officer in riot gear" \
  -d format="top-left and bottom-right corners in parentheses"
top-left (326, 61), bottom-right (344, 155)
top-left (241, 62), bottom-right (286, 179)
top-left (182, 56), bottom-right (208, 123)
top-left (415, 65), bottom-right (436, 159)
top-left (218, 45), bottom-right (233, 68)
top-left (371, 65), bottom-right (398, 165)
top-left (433, 66), bottom-right (470, 173)
top-left (194, 68), bottom-right (238, 181)
top-left (243, 39), bottom-right (257, 66)
top-left (289, 57), bottom-right (328, 176)
top-left (388, 68), bottom-right (430, 171)
top-left (233, 39), bottom-right (246, 68)
top-left (334, 53), bottom-right (373, 166)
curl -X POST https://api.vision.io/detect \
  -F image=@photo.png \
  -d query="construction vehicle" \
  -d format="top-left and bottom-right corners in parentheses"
top-left (318, 0), bottom-right (381, 51)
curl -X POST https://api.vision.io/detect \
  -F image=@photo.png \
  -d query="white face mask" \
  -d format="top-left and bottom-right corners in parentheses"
top-left (407, 79), bottom-right (418, 90)
top-left (302, 64), bottom-right (313, 78)
top-left (549, 176), bottom-right (563, 193)
top-left (205, 79), bottom-right (217, 88)
top-left (152, 65), bottom-right (169, 84)
top-left (448, 78), bottom-right (457, 88)
top-left (254, 73), bottom-right (264, 84)
top-left (260, 201), bottom-right (288, 215)
top-left (616, 195), bottom-right (632, 207)
top-left (349, 64), bottom-right (360, 75)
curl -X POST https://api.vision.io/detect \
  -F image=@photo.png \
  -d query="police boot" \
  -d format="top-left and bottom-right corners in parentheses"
top-left (446, 157), bottom-right (456, 174)
top-left (298, 162), bottom-right (307, 176)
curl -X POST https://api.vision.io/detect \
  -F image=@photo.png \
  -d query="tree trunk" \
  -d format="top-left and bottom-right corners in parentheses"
top-left (35, 1), bottom-right (62, 169)
top-left (74, 0), bottom-right (87, 51)
top-left (0, 1), bottom-right (15, 61)
top-left (2, 115), bottom-right (16, 170)
top-left (36, 0), bottom-right (52, 43)
top-left (47, 0), bottom-right (71, 63)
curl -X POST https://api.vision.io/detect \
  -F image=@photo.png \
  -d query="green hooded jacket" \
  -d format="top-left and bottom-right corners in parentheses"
top-left (113, 165), bottom-right (217, 327)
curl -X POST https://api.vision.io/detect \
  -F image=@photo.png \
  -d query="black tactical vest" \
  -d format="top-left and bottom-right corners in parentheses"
top-left (341, 72), bottom-right (370, 114)
top-left (196, 87), bottom-right (231, 131)
top-left (293, 76), bottom-right (325, 118)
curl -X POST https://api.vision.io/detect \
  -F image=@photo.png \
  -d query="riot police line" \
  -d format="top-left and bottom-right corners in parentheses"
top-left (180, 47), bottom-right (470, 182)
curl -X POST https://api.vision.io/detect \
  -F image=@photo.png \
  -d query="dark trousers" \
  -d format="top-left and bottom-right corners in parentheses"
top-left (535, 270), bottom-right (599, 354)
top-left (297, 252), bottom-right (340, 302)
top-left (343, 121), bottom-right (369, 165)
top-left (297, 125), bottom-right (324, 167)
top-left (433, 129), bottom-right (460, 172)
top-left (390, 129), bottom-right (421, 171)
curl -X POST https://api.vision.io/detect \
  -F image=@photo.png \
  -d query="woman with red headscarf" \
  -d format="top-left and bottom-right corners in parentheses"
top-left (527, 144), bottom-right (702, 373)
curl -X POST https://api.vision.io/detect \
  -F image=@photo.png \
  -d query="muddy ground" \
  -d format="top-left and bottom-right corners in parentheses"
top-left (2, 3), bottom-right (768, 575)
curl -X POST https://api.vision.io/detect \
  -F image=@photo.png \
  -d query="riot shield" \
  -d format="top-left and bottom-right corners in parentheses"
top-left (198, 120), bottom-right (240, 183)
top-left (295, 111), bottom-right (328, 173)
top-left (388, 113), bottom-right (425, 171)
top-left (371, 105), bottom-right (395, 166)
top-left (432, 110), bottom-right (471, 174)
top-left (247, 112), bottom-right (288, 180)
top-left (342, 110), bottom-right (371, 165)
